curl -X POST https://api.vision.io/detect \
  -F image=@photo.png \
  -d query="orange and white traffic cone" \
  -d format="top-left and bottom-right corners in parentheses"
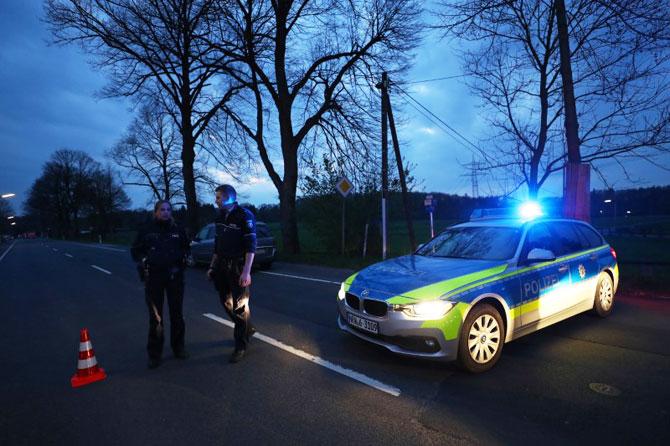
top-left (70, 328), bottom-right (107, 388)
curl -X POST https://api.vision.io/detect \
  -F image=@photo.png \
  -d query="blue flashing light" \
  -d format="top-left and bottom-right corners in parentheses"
top-left (518, 201), bottom-right (543, 220)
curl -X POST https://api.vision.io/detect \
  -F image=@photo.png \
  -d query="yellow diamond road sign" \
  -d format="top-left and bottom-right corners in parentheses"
top-left (336, 176), bottom-right (353, 197)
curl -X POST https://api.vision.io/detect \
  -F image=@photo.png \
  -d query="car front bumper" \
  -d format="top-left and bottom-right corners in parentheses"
top-left (336, 298), bottom-right (459, 361)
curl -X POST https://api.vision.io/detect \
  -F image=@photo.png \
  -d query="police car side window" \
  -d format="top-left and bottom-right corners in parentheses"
top-left (523, 223), bottom-right (555, 257)
top-left (197, 226), bottom-right (209, 240)
top-left (550, 222), bottom-right (584, 256)
top-left (207, 226), bottom-right (216, 240)
top-left (256, 225), bottom-right (270, 237)
top-left (574, 224), bottom-right (603, 248)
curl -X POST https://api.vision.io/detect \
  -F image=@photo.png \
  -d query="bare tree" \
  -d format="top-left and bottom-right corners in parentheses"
top-left (24, 149), bottom-right (119, 237)
top-left (210, 0), bottom-right (423, 253)
top-left (45, 0), bottom-right (244, 233)
top-left (438, 0), bottom-right (670, 198)
top-left (108, 102), bottom-right (185, 203)
top-left (87, 165), bottom-right (131, 236)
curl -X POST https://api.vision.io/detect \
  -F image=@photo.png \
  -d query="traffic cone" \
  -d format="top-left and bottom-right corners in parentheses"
top-left (71, 328), bottom-right (107, 388)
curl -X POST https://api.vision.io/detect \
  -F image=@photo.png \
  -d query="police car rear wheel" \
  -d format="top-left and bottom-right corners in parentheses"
top-left (457, 304), bottom-right (504, 373)
top-left (592, 272), bottom-right (614, 317)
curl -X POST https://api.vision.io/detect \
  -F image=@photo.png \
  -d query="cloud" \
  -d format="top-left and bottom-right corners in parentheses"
top-left (418, 126), bottom-right (437, 135)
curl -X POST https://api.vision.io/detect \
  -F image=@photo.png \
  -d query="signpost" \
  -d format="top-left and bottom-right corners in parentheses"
top-left (336, 177), bottom-right (354, 254)
top-left (424, 194), bottom-right (436, 238)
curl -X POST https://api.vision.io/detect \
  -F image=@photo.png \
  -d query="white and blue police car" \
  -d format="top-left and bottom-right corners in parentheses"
top-left (337, 204), bottom-right (618, 373)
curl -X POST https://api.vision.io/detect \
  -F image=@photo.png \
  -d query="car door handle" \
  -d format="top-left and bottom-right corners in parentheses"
top-left (558, 265), bottom-right (569, 273)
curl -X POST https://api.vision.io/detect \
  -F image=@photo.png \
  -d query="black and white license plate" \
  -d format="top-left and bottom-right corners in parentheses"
top-left (347, 312), bottom-right (378, 334)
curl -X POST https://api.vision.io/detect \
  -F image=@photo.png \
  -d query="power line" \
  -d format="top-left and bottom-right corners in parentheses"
top-left (402, 75), bottom-right (469, 85)
top-left (394, 85), bottom-right (486, 158)
top-left (398, 93), bottom-right (474, 153)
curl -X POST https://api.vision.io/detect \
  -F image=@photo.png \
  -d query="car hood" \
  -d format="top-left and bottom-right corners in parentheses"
top-left (345, 255), bottom-right (508, 304)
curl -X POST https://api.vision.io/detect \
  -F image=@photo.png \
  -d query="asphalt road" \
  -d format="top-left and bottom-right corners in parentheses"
top-left (1, 239), bottom-right (669, 445)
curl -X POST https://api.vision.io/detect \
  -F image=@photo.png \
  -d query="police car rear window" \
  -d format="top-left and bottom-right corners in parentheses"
top-left (416, 227), bottom-right (522, 260)
top-left (574, 224), bottom-right (604, 248)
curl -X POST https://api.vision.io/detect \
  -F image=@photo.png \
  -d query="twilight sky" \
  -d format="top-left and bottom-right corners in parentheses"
top-left (1, 0), bottom-right (668, 214)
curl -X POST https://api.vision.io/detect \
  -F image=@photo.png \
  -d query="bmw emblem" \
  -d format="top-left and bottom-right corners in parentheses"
top-left (361, 289), bottom-right (369, 298)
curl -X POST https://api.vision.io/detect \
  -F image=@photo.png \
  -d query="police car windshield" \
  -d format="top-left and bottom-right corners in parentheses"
top-left (416, 226), bottom-right (522, 261)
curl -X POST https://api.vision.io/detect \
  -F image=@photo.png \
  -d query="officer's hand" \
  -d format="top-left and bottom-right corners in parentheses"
top-left (239, 272), bottom-right (251, 287)
top-left (207, 268), bottom-right (215, 281)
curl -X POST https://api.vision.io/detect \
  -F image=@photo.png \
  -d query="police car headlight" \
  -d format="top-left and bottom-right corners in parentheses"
top-left (395, 300), bottom-right (454, 319)
top-left (338, 284), bottom-right (346, 300)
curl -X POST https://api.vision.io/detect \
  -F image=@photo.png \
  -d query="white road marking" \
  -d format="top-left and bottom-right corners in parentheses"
top-left (69, 242), bottom-right (126, 252)
top-left (0, 240), bottom-right (16, 263)
top-left (203, 313), bottom-right (401, 397)
top-left (52, 248), bottom-right (58, 252)
top-left (91, 265), bottom-right (112, 275)
top-left (65, 253), bottom-right (74, 258)
top-left (257, 271), bottom-right (341, 285)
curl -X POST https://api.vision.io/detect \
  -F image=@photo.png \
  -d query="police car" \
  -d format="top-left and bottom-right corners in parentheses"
top-left (337, 204), bottom-right (618, 373)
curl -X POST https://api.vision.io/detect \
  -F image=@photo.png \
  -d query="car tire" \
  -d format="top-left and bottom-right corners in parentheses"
top-left (457, 303), bottom-right (505, 374)
top-left (592, 272), bottom-right (614, 318)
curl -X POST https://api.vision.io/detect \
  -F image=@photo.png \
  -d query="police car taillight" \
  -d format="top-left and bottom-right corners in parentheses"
top-left (610, 247), bottom-right (617, 259)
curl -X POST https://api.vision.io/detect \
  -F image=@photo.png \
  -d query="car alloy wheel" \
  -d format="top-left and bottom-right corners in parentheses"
top-left (592, 272), bottom-right (615, 317)
top-left (598, 276), bottom-right (613, 311)
top-left (458, 303), bottom-right (505, 373)
top-left (468, 314), bottom-right (501, 364)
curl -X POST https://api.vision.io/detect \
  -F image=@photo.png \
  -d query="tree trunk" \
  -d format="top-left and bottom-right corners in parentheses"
top-left (279, 147), bottom-right (300, 254)
top-left (555, 0), bottom-right (590, 220)
top-left (181, 128), bottom-right (199, 235)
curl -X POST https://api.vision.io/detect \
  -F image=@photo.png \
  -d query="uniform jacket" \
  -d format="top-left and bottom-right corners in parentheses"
top-left (213, 203), bottom-right (257, 260)
top-left (131, 219), bottom-right (190, 271)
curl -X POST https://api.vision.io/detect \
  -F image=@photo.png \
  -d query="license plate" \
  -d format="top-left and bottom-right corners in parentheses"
top-left (347, 312), bottom-right (378, 334)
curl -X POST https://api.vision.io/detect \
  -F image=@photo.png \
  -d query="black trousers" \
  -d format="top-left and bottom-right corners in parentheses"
top-left (214, 259), bottom-right (251, 351)
top-left (145, 269), bottom-right (185, 359)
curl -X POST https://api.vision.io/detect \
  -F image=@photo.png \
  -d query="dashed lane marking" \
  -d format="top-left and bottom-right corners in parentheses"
top-left (257, 270), bottom-right (341, 285)
top-left (65, 253), bottom-right (73, 258)
top-left (0, 240), bottom-right (16, 263)
top-left (91, 265), bottom-right (112, 275)
top-left (68, 242), bottom-right (126, 252)
top-left (203, 313), bottom-right (401, 397)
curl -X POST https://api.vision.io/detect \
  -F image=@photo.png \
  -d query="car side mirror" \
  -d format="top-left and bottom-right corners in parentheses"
top-left (525, 248), bottom-right (556, 263)
top-left (416, 243), bottom-right (425, 251)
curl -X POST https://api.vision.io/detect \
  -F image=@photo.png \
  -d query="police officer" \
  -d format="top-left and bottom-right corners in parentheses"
top-left (207, 184), bottom-right (256, 363)
top-left (131, 200), bottom-right (190, 369)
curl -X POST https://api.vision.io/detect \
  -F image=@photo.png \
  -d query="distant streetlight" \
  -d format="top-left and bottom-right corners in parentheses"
top-left (603, 199), bottom-right (612, 203)
top-left (626, 210), bottom-right (631, 214)
top-left (10, 222), bottom-right (16, 226)
top-left (1, 193), bottom-right (15, 199)
top-left (7, 216), bottom-right (15, 220)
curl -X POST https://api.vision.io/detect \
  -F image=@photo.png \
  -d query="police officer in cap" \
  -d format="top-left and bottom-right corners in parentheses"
top-left (131, 200), bottom-right (190, 369)
top-left (207, 185), bottom-right (257, 363)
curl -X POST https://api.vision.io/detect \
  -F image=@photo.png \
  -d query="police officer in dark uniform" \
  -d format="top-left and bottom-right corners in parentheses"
top-left (207, 184), bottom-right (257, 363)
top-left (131, 200), bottom-right (190, 369)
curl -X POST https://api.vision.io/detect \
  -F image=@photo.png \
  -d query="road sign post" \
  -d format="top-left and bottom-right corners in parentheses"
top-left (336, 177), bottom-right (354, 255)
top-left (424, 194), bottom-right (436, 238)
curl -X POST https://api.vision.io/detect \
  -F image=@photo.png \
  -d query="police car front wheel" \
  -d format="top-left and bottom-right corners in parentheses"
top-left (457, 304), bottom-right (504, 373)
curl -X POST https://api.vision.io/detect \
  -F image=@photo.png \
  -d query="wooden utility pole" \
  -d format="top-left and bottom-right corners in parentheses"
top-left (386, 91), bottom-right (417, 251)
top-left (379, 72), bottom-right (389, 259)
top-left (555, 0), bottom-right (590, 221)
